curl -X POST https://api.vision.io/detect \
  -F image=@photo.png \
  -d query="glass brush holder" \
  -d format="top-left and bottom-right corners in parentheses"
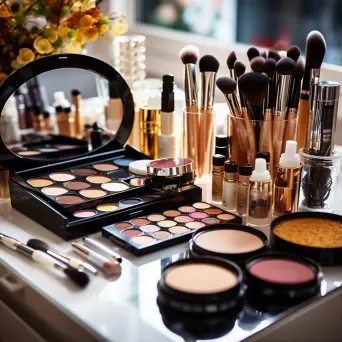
top-left (228, 114), bottom-right (298, 176)
top-left (299, 149), bottom-right (341, 213)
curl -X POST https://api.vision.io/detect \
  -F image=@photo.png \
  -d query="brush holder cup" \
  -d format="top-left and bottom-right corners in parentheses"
top-left (228, 114), bottom-right (298, 177)
top-left (299, 149), bottom-right (341, 213)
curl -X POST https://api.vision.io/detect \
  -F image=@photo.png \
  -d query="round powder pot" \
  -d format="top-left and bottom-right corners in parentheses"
top-left (128, 160), bottom-right (151, 176)
top-left (245, 252), bottom-right (322, 307)
top-left (157, 257), bottom-right (245, 315)
top-left (190, 224), bottom-right (268, 265)
top-left (270, 212), bottom-right (342, 265)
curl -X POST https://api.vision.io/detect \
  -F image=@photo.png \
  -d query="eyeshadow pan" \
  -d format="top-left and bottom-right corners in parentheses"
top-left (56, 195), bottom-right (84, 205)
top-left (190, 212), bottom-right (208, 219)
top-left (114, 157), bottom-right (137, 167)
top-left (18, 150), bottom-right (41, 156)
top-left (80, 188), bottom-right (107, 199)
top-left (114, 222), bottom-right (132, 230)
top-left (120, 198), bottom-right (141, 205)
top-left (72, 168), bottom-right (97, 176)
top-left (93, 163), bottom-right (119, 171)
top-left (217, 213), bottom-right (236, 221)
top-left (152, 231), bottom-right (171, 239)
top-left (202, 217), bottom-right (220, 225)
top-left (101, 182), bottom-right (129, 192)
top-left (27, 178), bottom-right (53, 188)
top-left (186, 222), bottom-right (205, 230)
top-left (122, 229), bottom-right (142, 237)
top-left (195, 229), bottom-right (264, 254)
top-left (131, 218), bottom-right (150, 226)
top-left (132, 235), bottom-right (154, 245)
top-left (163, 210), bottom-right (181, 217)
top-left (250, 259), bottom-right (316, 284)
top-left (64, 181), bottom-right (90, 190)
top-left (86, 175), bottom-right (111, 184)
top-left (97, 203), bottom-right (118, 212)
top-left (165, 263), bottom-right (237, 294)
top-left (174, 215), bottom-right (193, 223)
top-left (130, 178), bottom-right (145, 186)
top-left (73, 210), bottom-right (96, 218)
top-left (169, 226), bottom-right (189, 234)
top-left (41, 186), bottom-right (68, 196)
top-left (178, 206), bottom-right (196, 213)
top-left (49, 172), bottom-right (75, 182)
top-left (39, 148), bottom-right (58, 153)
top-left (205, 208), bottom-right (222, 215)
top-left (193, 202), bottom-right (211, 209)
top-left (158, 220), bottom-right (177, 228)
top-left (140, 225), bottom-right (159, 233)
top-left (148, 214), bottom-right (166, 222)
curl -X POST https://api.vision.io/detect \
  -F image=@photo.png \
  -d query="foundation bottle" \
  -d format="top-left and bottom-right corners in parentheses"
top-left (222, 161), bottom-right (238, 210)
top-left (247, 158), bottom-right (272, 231)
top-left (71, 89), bottom-right (83, 137)
top-left (236, 164), bottom-right (252, 216)
top-left (212, 154), bottom-right (225, 203)
top-left (32, 106), bottom-right (45, 132)
top-left (43, 111), bottom-right (52, 131)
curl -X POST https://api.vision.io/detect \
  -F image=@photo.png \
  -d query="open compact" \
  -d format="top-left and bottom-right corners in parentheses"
top-left (270, 212), bottom-right (342, 265)
top-left (0, 54), bottom-right (203, 240)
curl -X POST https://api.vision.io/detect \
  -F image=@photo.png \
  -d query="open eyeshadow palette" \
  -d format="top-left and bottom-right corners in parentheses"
top-left (103, 202), bottom-right (242, 255)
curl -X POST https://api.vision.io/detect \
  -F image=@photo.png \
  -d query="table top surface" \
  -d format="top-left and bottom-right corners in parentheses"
top-left (1, 169), bottom-right (342, 342)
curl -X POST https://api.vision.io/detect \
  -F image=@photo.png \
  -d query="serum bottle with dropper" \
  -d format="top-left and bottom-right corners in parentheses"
top-left (247, 158), bottom-right (272, 231)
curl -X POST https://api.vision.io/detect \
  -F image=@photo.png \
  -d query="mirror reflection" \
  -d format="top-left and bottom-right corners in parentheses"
top-left (0, 68), bottom-right (122, 160)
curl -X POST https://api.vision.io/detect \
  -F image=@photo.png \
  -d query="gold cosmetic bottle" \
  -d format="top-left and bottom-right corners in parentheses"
top-left (273, 140), bottom-right (302, 217)
top-left (0, 167), bottom-right (12, 219)
top-left (212, 154), bottom-right (225, 203)
top-left (222, 161), bottom-right (238, 210)
top-left (32, 107), bottom-right (45, 132)
top-left (247, 158), bottom-right (272, 230)
top-left (139, 96), bottom-right (161, 159)
top-left (71, 89), bottom-right (83, 137)
top-left (236, 164), bottom-right (252, 215)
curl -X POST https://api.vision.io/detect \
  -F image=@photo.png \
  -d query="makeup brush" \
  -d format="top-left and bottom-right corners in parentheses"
top-left (180, 44), bottom-right (200, 171)
top-left (297, 30), bottom-right (326, 150)
top-left (247, 47), bottom-right (259, 62)
top-left (198, 54), bottom-right (220, 177)
top-left (250, 56), bottom-right (265, 73)
top-left (216, 77), bottom-right (247, 162)
top-left (273, 57), bottom-right (296, 173)
top-left (259, 58), bottom-right (276, 175)
top-left (238, 72), bottom-right (269, 165)
top-left (260, 50), bottom-right (267, 59)
top-left (234, 60), bottom-right (247, 108)
top-left (27, 238), bottom-right (98, 275)
top-left (268, 49), bottom-right (281, 62)
top-left (0, 234), bottom-right (89, 288)
top-left (287, 45), bottom-right (301, 62)
top-left (283, 58), bottom-right (305, 146)
top-left (227, 51), bottom-right (237, 79)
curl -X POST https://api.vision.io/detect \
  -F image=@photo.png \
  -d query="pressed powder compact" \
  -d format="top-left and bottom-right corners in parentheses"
top-left (270, 212), bottom-right (342, 265)
top-left (189, 224), bottom-right (268, 265)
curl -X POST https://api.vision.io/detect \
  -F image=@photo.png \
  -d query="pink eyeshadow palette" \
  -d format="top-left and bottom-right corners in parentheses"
top-left (102, 202), bottom-right (241, 255)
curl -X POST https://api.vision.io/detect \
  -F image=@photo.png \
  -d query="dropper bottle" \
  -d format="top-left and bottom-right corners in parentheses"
top-left (247, 158), bottom-right (272, 231)
top-left (273, 140), bottom-right (302, 217)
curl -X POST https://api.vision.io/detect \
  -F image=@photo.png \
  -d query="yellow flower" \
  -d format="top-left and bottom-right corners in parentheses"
top-left (33, 36), bottom-right (54, 54)
top-left (99, 24), bottom-right (109, 34)
top-left (111, 21), bottom-right (128, 36)
top-left (0, 5), bottom-right (12, 18)
top-left (16, 48), bottom-right (35, 65)
top-left (52, 47), bottom-right (61, 55)
top-left (11, 60), bottom-right (22, 71)
top-left (75, 30), bottom-right (85, 45)
top-left (80, 14), bottom-right (95, 27)
top-left (47, 30), bottom-right (58, 43)
top-left (65, 40), bottom-right (82, 53)
top-left (58, 22), bottom-right (69, 40)
top-left (81, 0), bottom-right (96, 12)
top-left (0, 72), bottom-right (8, 84)
top-left (80, 26), bottom-right (98, 41)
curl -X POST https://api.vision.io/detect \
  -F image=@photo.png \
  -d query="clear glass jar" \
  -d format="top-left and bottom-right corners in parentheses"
top-left (299, 149), bottom-right (341, 213)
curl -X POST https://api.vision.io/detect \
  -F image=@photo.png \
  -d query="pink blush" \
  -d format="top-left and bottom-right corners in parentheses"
top-left (190, 212), bottom-right (209, 219)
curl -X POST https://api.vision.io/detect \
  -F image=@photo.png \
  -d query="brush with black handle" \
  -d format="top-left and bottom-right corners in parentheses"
top-left (234, 60), bottom-right (246, 108)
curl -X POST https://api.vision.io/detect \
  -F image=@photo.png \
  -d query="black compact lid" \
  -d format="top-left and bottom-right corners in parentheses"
top-left (257, 151), bottom-right (270, 163)
top-left (224, 161), bottom-right (238, 173)
top-left (213, 154), bottom-right (225, 166)
top-left (239, 164), bottom-right (253, 176)
top-left (0, 53), bottom-right (134, 172)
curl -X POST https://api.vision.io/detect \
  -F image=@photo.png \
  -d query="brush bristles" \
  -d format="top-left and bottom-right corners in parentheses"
top-left (216, 77), bottom-right (237, 95)
top-left (247, 47), bottom-right (259, 61)
top-left (64, 267), bottom-right (89, 288)
top-left (260, 51), bottom-right (267, 59)
top-left (287, 45), bottom-right (301, 61)
top-left (238, 72), bottom-right (269, 105)
top-left (227, 51), bottom-right (237, 70)
top-left (294, 58), bottom-right (305, 80)
top-left (199, 55), bottom-right (219, 72)
top-left (234, 60), bottom-right (246, 78)
top-left (264, 58), bottom-right (276, 78)
top-left (305, 30), bottom-right (326, 68)
top-left (179, 45), bottom-right (200, 65)
top-left (27, 239), bottom-right (49, 252)
top-left (276, 57), bottom-right (296, 75)
top-left (250, 56), bottom-right (265, 72)
top-left (268, 49), bottom-right (281, 61)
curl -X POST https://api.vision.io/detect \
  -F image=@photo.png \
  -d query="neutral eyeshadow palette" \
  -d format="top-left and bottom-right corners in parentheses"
top-left (102, 202), bottom-right (242, 255)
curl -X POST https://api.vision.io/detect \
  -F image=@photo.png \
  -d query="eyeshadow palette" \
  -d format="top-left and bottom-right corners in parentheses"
top-left (103, 202), bottom-right (242, 255)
